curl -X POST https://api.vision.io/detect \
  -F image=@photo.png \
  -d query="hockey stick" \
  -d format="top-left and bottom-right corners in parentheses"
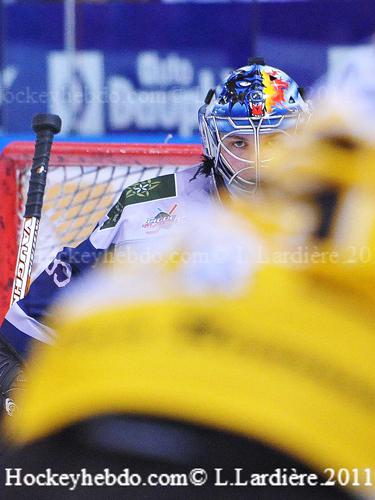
top-left (10, 113), bottom-right (62, 305)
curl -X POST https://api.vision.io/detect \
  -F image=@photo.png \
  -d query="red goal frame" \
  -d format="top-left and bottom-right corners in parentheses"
top-left (0, 141), bottom-right (202, 321)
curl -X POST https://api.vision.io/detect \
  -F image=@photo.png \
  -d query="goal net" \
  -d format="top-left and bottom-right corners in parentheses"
top-left (0, 141), bottom-right (202, 321)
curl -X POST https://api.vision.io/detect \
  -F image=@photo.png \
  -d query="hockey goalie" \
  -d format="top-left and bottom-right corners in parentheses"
top-left (0, 59), bottom-right (309, 413)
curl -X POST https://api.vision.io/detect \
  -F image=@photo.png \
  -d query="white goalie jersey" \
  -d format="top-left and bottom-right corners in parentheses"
top-left (0, 164), bottom-right (221, 358)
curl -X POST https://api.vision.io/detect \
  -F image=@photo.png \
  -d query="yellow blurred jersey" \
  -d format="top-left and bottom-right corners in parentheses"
top-left (5, 260), bottom-right (375, 494)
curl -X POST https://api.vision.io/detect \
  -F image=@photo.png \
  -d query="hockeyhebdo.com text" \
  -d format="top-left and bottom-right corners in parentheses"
top-left (2, 52), bottom-right (227, 136)
top-left (0, 85), bottom-right (201, 105)
top-left (4, 467), bottom-right (375, 490)
top-left (0, 79), bottom-right (214, 138)
top-left (35, 244), bottom-right (374, 270)
top-left (0, 84), bottom-right (202, 137)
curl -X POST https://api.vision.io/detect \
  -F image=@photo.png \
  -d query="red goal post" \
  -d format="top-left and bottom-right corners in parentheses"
top-left (0, 141), bottom-right (202, 321)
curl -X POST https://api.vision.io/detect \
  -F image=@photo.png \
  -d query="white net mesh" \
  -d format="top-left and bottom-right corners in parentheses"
top-left (18, 163), bottom-right (179, 278)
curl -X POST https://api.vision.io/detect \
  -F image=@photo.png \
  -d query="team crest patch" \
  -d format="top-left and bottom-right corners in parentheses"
top-left (101, 174), bottom-right (176, 230)
top-left (126, 178), bottom-right (161, 200)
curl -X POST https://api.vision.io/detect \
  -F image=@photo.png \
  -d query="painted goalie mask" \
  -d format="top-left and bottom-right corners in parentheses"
top-left (198, 58), bottom-right (310, 196)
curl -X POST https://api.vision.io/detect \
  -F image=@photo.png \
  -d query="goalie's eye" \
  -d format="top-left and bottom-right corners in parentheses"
top-left (231, 140), bottom-right (246, 149)
top-left (220, 134), bottom-right (253, 155)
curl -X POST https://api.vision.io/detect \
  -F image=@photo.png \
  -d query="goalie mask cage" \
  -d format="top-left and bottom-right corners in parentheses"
top-left (0, 141), bottom-right (202, 321)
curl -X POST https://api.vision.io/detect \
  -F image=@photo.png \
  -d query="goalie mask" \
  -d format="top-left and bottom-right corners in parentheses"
top-left (198, 59), bottom-right (310, 196)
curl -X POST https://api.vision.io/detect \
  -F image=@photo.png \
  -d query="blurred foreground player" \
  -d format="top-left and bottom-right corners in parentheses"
top-left (2, 107), bottom-right (375, 499)
top-left (0, 60), bottom-right (309, 413)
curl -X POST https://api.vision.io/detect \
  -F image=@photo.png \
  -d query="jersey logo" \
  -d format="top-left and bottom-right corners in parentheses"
top-left (126, 178), bottom-right (161, 200)
top-left (101, 174), bottom-right (176, 230)
top-left (142, 204), bottom-right (185, 234)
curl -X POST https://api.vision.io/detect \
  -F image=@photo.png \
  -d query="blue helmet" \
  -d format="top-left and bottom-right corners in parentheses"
top-left (198, 59), bottom-right (310, 196)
